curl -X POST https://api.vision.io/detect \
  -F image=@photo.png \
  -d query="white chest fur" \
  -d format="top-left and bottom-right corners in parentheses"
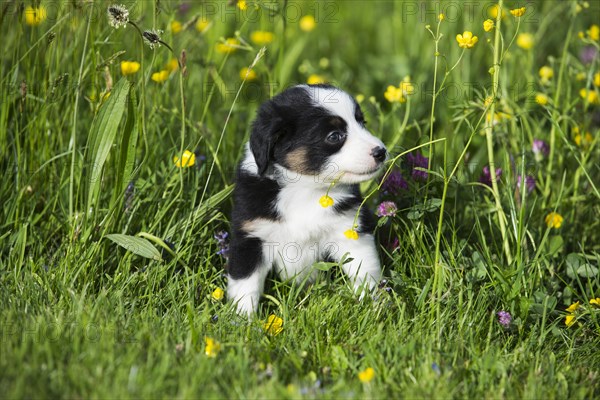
top-left (245, 180), bottom-right (357, 281)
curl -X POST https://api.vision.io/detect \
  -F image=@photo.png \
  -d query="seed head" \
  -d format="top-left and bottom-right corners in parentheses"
top-left (107, 4), bottom-right (129, 29)
top-left (143, 29), bottom-right (163, 49)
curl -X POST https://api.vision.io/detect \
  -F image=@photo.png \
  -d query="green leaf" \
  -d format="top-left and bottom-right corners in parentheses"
top-left (423, 198), bottom-right (442, 212)
top-left (312, 261), bottom-right (336, 272)
top-left (115, 84), bottom-right (138, 199)
top-left (105, 234), bottom-right (163, 261)
top-left (86, 78), bottom-right (131, 210)
top-left (406, 210), bottom-right (423, 220)
top-left (576, 264), bottom-right (598, 278)
top-left (547, 235), bottom-right (563, 257)
top-left (565, 253), bottom-right (582, 279)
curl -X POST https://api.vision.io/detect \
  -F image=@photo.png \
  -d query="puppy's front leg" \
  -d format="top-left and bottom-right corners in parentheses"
top-left (331, 232), bottom-right (381, 297)
top-left (227, 235), bottom-right (271, 316)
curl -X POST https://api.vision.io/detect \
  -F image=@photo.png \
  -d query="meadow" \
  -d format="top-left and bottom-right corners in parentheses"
top-left (1, 0), bottom-right (599, 398)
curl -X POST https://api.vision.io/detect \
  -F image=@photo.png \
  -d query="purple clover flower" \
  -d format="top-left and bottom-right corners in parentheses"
top-left (381, 170), bottom-right (408, 195)
top-left (178, 3), bottom-right (192, 14)
top-left (517, 175), bottom-right (536, 194)
top-left (406, 152), bottom-right (429, 181)
top-left (580, 46), bottom-right (598, 65)
top-left (479, 166), bottom-right (502, 187)
top-left (532, 139), bottom-right (549, 158)
top-left (497, 310), bottom-right (512, 328)
top-left (386, 237), bottom-right (400, 252)
top-left (214, 231), bottom-right (229, 259)
top-left (376, 201), bottom-right (398, 217)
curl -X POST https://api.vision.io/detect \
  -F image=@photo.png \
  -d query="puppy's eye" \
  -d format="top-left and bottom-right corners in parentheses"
top-left (326, 131), bottom-right (346, 144)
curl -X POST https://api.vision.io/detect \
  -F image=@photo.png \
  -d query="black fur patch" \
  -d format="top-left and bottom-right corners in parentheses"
top-left (333, 185), bottom-right (361, 213)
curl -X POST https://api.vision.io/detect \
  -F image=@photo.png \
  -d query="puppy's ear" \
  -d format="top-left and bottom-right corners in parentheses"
top-left (250, 102), bottom-right (285, 176)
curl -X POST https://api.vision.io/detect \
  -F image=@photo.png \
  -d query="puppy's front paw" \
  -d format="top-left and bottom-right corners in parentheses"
top-left (227, 277), bottom-right (261, 317)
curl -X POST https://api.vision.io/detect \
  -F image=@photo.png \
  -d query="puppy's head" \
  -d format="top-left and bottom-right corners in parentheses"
top-left (250, 84), bottom-right (387, 184)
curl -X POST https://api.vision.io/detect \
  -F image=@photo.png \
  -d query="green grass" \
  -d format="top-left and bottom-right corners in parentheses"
top-left (1, 0), bottom-right (599, 398)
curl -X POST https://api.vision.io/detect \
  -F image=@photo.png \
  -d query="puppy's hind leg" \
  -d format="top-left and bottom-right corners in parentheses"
top-left (227, 235), bottom-right (271, 317)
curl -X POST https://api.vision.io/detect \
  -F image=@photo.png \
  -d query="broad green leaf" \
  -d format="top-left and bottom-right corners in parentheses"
top-left (547, 235), bottom-right (563, 257)
top-left (86, 78), bottom-right (131, 210)
top-left (565, 253), bottom-right (582, 279)
top-left (105, 233), bottom-right (162, 261)
top-left (576, 264), bottom-right (598, 278)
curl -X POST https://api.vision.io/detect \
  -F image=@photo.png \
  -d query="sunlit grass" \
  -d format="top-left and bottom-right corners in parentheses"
top-left (1, 0), bottom-right (599, 398)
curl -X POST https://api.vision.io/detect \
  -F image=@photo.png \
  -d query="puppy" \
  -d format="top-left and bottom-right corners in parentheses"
top-left (228, 84), bottom-right (387, 316)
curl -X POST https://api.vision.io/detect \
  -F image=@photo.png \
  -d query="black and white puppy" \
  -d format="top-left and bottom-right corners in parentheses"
top-left (228, 84), bottom-right (387, 316)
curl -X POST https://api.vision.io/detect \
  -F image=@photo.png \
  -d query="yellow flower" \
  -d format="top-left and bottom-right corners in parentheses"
top-left (24, 5), bottom-right (47, 26)
top-left (566, 301), bottom-right (580, 313)
top-left (535, 93), bottom-right (549, 106)
top-left (216, 38), bottom-right (240, 54)
top-left (456, 31), bottom-right (479, 49)
top-left (204, 337), bottom-right (221, 358)
top-left (263, 314), bottom-right (283, 336)
top-left (539, 66), bottom-right (554, 83)
top-left (510, 7), bottom-right (526, 17)
top-left (574, 131), bottom-right (593, 147)
top-left (299, 15), bottom-right (316, 32)
top-left (319, 195), bottom-right (334, 208)
top-left (438, 13), bottom-right (445, 21)
top-left (516, 33), bottom-right (534, 50)
top-left (211, 288), bottom-right (224, 301)
top-left (483, 19), bottom-right (495, 32)
top-left (488, 4), bottom-right (505, 19)
top-left (240, 67), bottom-right (257, 81)
top-left (384, 86), bottom-right (402, 103)
top-left (173, 150), bottom-right (196, 168)
top-left (587, 24), bottom-right (599, 41)
top-left (358, 367), bottom-right (375, 383)
top-left (590, 298), bottom-right (600, 306)
top-left (355, 94), bottom-right (365, 103)
top-left (307, 74), bottom-right (326, 85)
top-left (486, 111), bottom-right (511, 125)
top-left (580, 88), bottom-right (600, 105)
top-left (121, 61), bottom-right (141, 76)
top-left (484, 96), bottom-right (494, 107)
top-left (594, 72), bottom-right (600, 87)
top-left (237, 0), bottom-right (248, 11)
top-left (576, 72), bottom-right (586, 81)
top-left (166, 58), bottom-right (179, 73)
top-left (195, 17), bottom-right (210, 33)
top-left (151, 70), bottom-right (170, 83)
top-left (399, 76), bottom-right (415, 96)
top-left (545, 212), bottom-right (563, 229)
top-left (171, 20), bottom-right (182, 34)
top-left (344, 229), bottom-right (359, 240)
top-left (250, 30), bottom-right (274, 45)
top-left (384, 77), bottom-right (414, 104)
top-left (565, 314), bottom-right (576, 327)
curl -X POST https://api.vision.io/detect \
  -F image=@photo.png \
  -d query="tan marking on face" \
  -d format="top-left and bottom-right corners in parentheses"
top-left (285, 147), bottom-right (310, 174)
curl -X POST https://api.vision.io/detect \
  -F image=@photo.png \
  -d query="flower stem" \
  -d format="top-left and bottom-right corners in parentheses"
top-left (485, 0), bottom-right (512, 263)
top-left (426, 18), bottom-right (444, 171)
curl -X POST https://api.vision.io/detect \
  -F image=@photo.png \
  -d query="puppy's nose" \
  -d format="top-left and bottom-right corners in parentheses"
top-left (371, 146), bottom-right (387, 163)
